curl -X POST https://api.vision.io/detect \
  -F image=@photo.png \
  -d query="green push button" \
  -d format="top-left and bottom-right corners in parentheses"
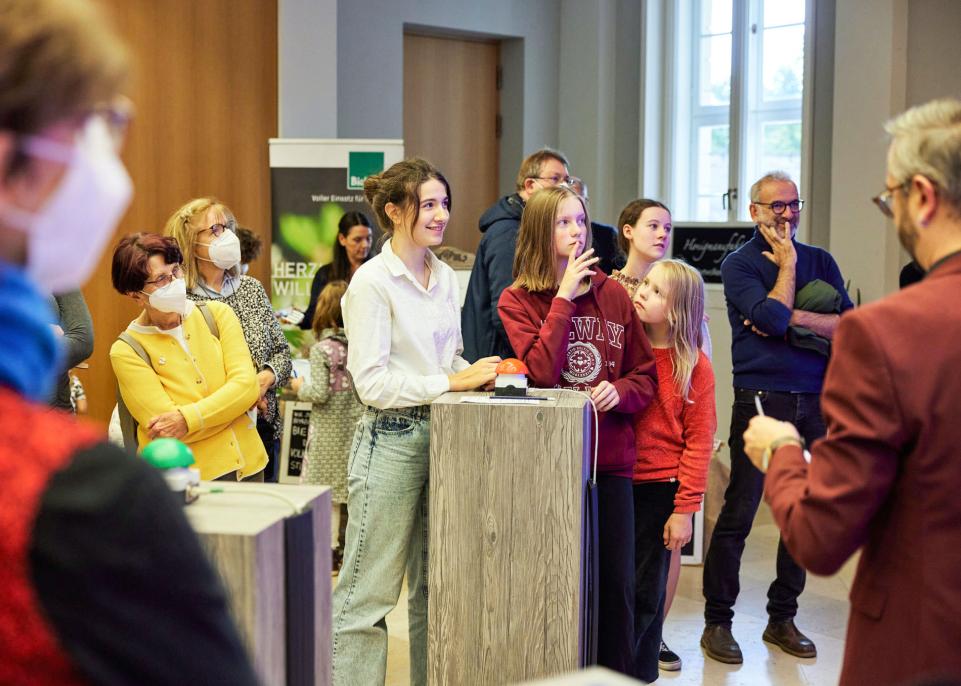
top-left (141, 438), bottom-right (195, 470)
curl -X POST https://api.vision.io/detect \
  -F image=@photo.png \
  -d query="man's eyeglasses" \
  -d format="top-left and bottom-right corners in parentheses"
top-left (872, 182), bottom-right (909, 219)
top-left (753, 200), bottom-right (804, 214)
top-left (144, 264), bottom-right (183, 288)
top-left (205, 223), bottom-right (230, 237)
top-left (530, 174), bottom-right (574, 186)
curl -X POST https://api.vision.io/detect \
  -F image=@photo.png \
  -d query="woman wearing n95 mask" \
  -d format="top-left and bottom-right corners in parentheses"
top-left (109, 232), bottom-right (267, 481)
top-left (0, 0), bottom-right (257, 682)
top-left (164, 198), bottom-right (292, 479)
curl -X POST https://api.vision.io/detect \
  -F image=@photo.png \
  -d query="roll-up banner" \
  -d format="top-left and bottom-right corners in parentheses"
top-left (268, 138), bottom-right (404, 352)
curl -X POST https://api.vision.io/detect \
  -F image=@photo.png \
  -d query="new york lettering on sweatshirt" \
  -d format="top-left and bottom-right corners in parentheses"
top-left (529, 315), bottom-right (626, 385)
top-left (498, 271), bottom-right (658, 477)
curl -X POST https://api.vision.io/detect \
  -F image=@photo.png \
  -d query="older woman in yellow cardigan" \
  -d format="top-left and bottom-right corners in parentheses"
top-left (109, 233), bottom-right (267, 480)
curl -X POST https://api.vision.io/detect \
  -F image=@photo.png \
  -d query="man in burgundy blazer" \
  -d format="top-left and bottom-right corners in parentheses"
top-left (742, 97), bottom-right (961, 686)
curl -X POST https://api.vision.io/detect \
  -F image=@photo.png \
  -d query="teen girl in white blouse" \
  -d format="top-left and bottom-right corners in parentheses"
top-left (332, 158), bottom-right (500, 686)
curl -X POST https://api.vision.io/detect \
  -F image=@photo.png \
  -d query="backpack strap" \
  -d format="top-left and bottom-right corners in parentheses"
top-left (115, 306), bottom-right (219, 451)
top-left (196, 301), bottom-right (220, 339)
top-left (116, 332), bottom-right (152, 451)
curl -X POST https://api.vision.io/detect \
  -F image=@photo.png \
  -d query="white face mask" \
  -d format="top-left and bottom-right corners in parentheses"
top-left (196, 229), bottom-right (241, 270)
top-left (143, 277), bottom-right (187, 315)
top-left (3, 117), bottom-right (133, 293)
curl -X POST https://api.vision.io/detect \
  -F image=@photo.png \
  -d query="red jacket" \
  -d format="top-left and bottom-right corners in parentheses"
top-left (498, 272), bottom-right (657, 477)
top-left (764, 252), bottom-right (961, 686)
top-left (632, 348), bottom-right (716, 513)
top-left (0, 388), bottom-right (97, 685)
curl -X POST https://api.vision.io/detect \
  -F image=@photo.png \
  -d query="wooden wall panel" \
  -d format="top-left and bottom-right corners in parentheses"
top-left (403, 34), bottom-right (500, 255)
top-left (80, 0), bottom-right (278, 425)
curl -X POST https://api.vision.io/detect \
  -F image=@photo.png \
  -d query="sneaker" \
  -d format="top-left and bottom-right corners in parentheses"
top-left (658, 640), bottom-right (682, 671)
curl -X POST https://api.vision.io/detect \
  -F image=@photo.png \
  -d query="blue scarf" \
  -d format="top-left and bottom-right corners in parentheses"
top-left (0, 262), bottom-right (62, 402)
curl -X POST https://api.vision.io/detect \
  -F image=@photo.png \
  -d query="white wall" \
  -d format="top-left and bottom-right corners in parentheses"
top-left (906, 0), bottom-right (961, 108)
top-left (278, 0), bottom-right (645, 222)
top-left (827, 0), bottom-right (908, 305)
top-left (279, 0), bottom-right (338, 137)
top-left (558, 0), bottom-right (642, 227)
top-left (334, 0), bottom-right (561, 198)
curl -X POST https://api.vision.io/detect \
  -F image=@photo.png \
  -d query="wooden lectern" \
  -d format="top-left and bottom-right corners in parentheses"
top-left (184, 483), bottom-right (332, 686)
top-left (428, 390), bottom-right (593, 685)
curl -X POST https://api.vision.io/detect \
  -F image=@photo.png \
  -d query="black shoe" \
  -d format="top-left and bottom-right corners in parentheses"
top-left (701, 624), bottom-right (743, 664)
top-left (762, 619), bottom-right (817, 658)
top-left (332, 547), bottom-right (344, 574)
top-left (658, 640), bottom-right (682, 671)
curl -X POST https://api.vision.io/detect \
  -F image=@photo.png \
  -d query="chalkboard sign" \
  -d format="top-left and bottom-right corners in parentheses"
top-left (671, 225), bottom-right (755, 283)
top-left (279, 400), bottom-right (313, 483)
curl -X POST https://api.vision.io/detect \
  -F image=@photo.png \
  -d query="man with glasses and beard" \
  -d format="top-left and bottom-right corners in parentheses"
top-left (701, 171), bottom-right (853, 664)
top-left (742, 98), bottom-right (961, 686)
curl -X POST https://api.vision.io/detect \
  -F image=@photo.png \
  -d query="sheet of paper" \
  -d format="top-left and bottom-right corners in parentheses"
top-left (459, 395), bottom-right (557, 406)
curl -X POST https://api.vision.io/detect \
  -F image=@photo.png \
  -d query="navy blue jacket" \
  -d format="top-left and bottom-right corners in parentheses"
top-left (591, 221), bottom-right (627, 275)
top-left (721, 229), bottom-right (853, 393)
top-left (461, 194), bottom-right (526, 362)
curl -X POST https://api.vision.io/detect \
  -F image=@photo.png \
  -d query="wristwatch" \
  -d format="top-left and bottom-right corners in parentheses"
top-left (761, 436), bottom-right (804, 471)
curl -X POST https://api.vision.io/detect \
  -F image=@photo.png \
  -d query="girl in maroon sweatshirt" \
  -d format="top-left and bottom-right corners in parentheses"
top-left (630, 259), bottom-right (716, 681)
top-left (498, 184), bottom-right (657, 675)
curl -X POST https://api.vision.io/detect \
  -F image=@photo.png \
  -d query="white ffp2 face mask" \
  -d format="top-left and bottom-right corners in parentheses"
top-left (3, 117), bottom-right (133, 293)
top-left (143, 277), bottom-right (188, 315)
top-left (196, 229), bottom-right (241, 270)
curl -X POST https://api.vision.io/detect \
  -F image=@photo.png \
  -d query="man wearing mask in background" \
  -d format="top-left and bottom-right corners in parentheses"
top-left (701, 171), bottom-right (853, 664)
top-left (461, 147), bottom-right (571, 361)
top-left (0, 0), bottom-right (257, 682)
top-left (743, 98), bottom-right (961, 686)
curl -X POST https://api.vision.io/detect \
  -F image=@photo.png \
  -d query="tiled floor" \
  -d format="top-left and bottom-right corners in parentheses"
top-left (336, 503), bottom-right (856, 685)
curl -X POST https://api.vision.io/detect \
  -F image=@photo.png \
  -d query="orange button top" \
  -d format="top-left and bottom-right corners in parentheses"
top-left (495, 358), bottom-right (529, 375)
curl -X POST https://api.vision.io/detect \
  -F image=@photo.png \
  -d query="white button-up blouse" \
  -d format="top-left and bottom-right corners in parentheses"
top-left (343, 239), bottom-right (470, 409)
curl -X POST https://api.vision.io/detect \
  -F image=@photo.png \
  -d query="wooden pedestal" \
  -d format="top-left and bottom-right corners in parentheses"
top-left (428, 391), bottom-right (592, 685)
top-left (185, 483), bottom-right (332, 686)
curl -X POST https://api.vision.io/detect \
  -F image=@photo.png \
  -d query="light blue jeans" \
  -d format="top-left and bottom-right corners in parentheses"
top-left (331, 405), bottom-right (430, 686)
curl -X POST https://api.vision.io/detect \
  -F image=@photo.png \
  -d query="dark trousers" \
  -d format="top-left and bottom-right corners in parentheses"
top-left (257, 416), bottom-right (280, 483)
top-left (596, 475), bottom-right (636, 676)
top-left (632, 481), bottom-right (678, 683)
top-left (703, 388), bottom-right (826, 626)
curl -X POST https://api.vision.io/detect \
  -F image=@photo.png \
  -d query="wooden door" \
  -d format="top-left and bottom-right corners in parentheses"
top-left (403, 33), bottom-right (500, 254)
top-left (78, 0), bottom-right (278, 426)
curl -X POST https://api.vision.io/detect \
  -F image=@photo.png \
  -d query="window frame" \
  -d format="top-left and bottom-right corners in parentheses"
top-left (650, 0), bottom-right (815, 239)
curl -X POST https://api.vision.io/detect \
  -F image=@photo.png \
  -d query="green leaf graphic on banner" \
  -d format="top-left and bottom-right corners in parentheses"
top-left (279, 204), bottom-right (346, 260)
top-left (318, 203), bottom-right (345, 245)
top-left (279, 213), bottom-right (323, 258)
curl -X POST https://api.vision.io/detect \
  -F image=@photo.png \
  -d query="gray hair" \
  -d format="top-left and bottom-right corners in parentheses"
top-left (750, 171), bottom-right (796, 202)
top-left (885, 98), bottom-right (961, 209)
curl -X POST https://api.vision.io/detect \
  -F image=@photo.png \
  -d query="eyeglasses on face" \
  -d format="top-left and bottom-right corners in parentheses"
top-left (753, 199), bottom-right (804, 214)
top-left (872, 182), bottom-right (910, 218)
top-left (144, 263), bottom-right (183, 288)
top-left (531, 174), bottom-right (574, 186)
top-left (87, 95), bottom-right (134, 151)
top-left (203, 222), bottom-right (232, 238)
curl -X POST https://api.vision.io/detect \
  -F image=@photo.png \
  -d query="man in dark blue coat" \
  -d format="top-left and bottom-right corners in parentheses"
top-left (461, 148), bottom-right (571, 361)
top-left (701, 171), bottom-right (853, 666)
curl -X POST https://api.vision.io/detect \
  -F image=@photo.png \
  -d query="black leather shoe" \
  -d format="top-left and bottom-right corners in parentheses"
top-left (762, 619), bottom-right (817, 658)
top-left (701, 624), bottom-right (743, 664)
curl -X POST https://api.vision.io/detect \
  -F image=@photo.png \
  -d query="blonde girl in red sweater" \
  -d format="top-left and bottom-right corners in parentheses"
top-left (630, 259), bottom-right (716, 681)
